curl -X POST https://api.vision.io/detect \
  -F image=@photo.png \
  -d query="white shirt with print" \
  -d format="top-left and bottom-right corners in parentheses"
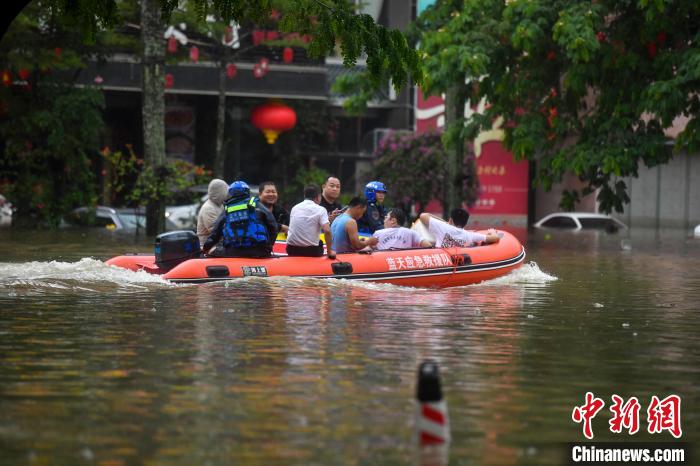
top-left (428, 218), bottom-right (486, 248)
top-left (372, 227), bottom-right (424, 250)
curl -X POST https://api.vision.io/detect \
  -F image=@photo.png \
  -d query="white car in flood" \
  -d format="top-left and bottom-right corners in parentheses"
top-left (534, 212), bottom-right (627, 232)
top-left (0, 194), bottom-right (13, 227)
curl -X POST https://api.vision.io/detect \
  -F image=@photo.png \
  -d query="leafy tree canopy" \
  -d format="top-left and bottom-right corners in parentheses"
top-left (416, 0), bottom-right (700, 213)
top-left (44, 0), bottom-right (423, 92)
top-left (339, 0), bottom-right (700, 213)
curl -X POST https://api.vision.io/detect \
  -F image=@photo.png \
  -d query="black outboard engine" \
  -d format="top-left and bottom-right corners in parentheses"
top-left (155, 230), bottom-right (201, 271)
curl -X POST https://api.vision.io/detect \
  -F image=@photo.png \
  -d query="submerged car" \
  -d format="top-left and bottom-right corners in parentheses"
top-left (0, 194), bottom-right (13, 227)
top-left (534, 212), bottom-right (627, 232)
top-left (165, 186), bottom-right (209, 231)
top-left (62, 206), bottom-right (147, 231)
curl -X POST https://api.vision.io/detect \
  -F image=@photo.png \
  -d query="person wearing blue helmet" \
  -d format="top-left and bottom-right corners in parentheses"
top-left (202, 180), bottom-right (278, 257)
top-left (356, 180), bottom-right (388, 234)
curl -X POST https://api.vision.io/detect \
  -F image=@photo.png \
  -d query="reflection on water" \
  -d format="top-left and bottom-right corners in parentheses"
top-left (0, 228), bottom-right (698, 465)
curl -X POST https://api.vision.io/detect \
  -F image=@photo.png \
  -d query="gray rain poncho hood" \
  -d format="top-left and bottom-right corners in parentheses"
top-left (207, 179), bottom-right (229, 206)
top-left (197, 179), bottom-right (230, 246)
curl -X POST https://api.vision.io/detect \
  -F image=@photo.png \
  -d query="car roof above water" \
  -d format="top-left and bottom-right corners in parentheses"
top-left (534, 212), bottom-right (627, 229)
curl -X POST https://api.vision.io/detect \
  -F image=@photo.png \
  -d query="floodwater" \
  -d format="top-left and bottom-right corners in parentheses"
top-left (0, 227), bottom-right (698, 465)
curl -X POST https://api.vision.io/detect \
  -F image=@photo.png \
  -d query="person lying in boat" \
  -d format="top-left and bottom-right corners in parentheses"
top-left (202, 180), bottom-right (278, 258)
top-left (331, 196), bottom-right (379, 253)
top-left (419, 208), bottom-right (500, 248)
top-left (357, 180), bottom-right (388, 234)
top-left (196, 178), bottom-right (229, 248)
top-left (286, 185), bottom-right (336, 259)
top-left (371, 208), bottom-right (432, 250)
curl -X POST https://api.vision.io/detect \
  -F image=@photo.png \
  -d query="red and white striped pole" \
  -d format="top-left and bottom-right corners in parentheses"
top-left (416, 360), bottom-right (450, 446)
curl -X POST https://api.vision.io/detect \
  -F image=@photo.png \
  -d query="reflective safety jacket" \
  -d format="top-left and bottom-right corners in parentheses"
top-left (222, 197), bottom-right (270, 248)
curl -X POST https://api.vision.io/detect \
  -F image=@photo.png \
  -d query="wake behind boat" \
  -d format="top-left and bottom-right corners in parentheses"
top-left (106, 229), bottom-right (525, 288)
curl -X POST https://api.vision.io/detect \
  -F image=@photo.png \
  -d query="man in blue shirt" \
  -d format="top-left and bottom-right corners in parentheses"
top-left (331, 197), bottom-right (379, 253)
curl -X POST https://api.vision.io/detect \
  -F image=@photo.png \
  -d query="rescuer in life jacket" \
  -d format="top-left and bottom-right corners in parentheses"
top-left (202, 181), bottom-right (278, 258)
top-left (356, 180), bottom-right (388, 234)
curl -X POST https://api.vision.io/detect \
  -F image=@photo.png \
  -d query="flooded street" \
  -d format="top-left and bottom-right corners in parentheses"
top-left (0, 228), bottom-right (698, 465)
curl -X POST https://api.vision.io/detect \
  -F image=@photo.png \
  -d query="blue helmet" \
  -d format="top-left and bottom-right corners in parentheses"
top-left (228, 180), bottom-right (250, 198)
top-left (364, 181), bottom-right (387, 203)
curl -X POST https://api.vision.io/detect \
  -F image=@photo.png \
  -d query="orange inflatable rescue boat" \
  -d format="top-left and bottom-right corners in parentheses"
top-left (105, 227), bottom-right (525, 288)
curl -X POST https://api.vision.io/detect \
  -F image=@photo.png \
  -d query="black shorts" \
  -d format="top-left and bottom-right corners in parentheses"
top-left (286, 241), bottom-right (324, 257)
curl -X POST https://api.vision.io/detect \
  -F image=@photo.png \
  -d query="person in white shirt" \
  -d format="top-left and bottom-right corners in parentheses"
top-left (372, 208), bottom-right (432, 250)
top-left (419, 208), bottom-right (500, 248)
top-left (286, 185), bottom-right (336, 259)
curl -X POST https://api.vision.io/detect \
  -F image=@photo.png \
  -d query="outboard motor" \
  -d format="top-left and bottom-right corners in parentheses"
top-left (155, 230), bottom-right (201, 271)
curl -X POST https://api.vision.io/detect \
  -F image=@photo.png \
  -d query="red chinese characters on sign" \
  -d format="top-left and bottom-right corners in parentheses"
top-left (572, 392), bottom-right (606, 439)
top-left (647, 395), bottom-right (682, 438)
top-left (609, 394), bottom-right (641, 435)
top-left (573, 393), bottom-right (682, 439)
top-left (471, 141), bottom-right (528, 216)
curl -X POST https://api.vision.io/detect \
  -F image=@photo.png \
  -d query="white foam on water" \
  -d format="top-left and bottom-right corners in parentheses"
top-left (220, 262), bottom-right (557, 293)
top-left (470, 261), bottom-right (558, 287)
top-left (0, 258), bottom-right (174, 289)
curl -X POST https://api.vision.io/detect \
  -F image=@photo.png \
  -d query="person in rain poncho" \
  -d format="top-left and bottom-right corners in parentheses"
top-left (196, 179), bottom-right (229, 248)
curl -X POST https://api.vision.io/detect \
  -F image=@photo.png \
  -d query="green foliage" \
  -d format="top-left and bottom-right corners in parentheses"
top-left (0, 83), bottom-right (105, 227)
top-left (373, 131), bottom-right (477, 214)
top-left (0, 1), bottom-right (114, 227)
top-left (412, 0), bottom-right (700, 214)
top-left (332, 72), bottom-right (378, 115)
top-left (47, 0), bottom-right (423, 90)
top-left (44, 0), bottom-right (118, 43)
top-left (341, 0), bottom-right (699, 214)
top-left (102, 145), bottom-right (211, 206)
top-left (281, 164), bottom-right (330, 206)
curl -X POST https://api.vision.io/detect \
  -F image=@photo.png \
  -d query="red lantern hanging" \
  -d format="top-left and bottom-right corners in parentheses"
top-left (189, 46), bottom-right (199, 63)
top-left (226, 63), bottom-right (237, 79)
top-left (250, 102), bottom-right (297, 144)
top-left (283, 47), bottom-right (294, 64)
top-left (1, 71), bottom-right (11, 87)
top-left (18, 68), bottom-right (30, 80)
top-left (253, 64), bottom-right (265, 79)
top-left (167, 36), bottom-right (178, 53)
top-left (54, 47), bottom-right (62, 59)
top-left (165, 73), bottom-right (174, 88)
top-left (259, 57), bottom-right (269, 70)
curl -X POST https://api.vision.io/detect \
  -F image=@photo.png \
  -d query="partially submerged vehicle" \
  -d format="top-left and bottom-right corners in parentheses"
top-left (62, 206), bottom-right (146, 231)
top-left (534, 212), bottom-right (627, 232)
